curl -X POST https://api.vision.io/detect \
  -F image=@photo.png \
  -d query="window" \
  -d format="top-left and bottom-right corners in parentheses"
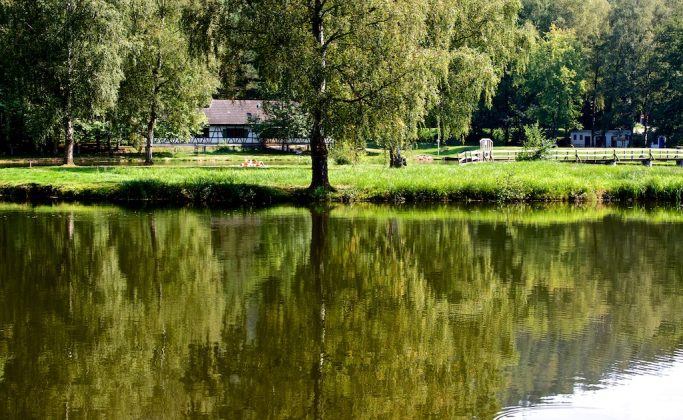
top-left (223, 127), bottom-right (248, 139)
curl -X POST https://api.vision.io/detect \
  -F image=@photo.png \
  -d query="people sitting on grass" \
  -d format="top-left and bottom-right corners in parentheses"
top-left (240, 159), bottom-right (266, 168)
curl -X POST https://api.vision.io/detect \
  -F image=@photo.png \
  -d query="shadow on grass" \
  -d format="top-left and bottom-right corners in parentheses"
top-left (114, 179), bottom-right (295, 205)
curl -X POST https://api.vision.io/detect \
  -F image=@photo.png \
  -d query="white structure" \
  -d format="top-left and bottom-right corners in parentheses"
top-left (194, 100), bottom-right (265, 145)
top-left (570, 130), bottom-right (594, 147)
top-left (570, 129), bottom-right (632, 148)
top-left (651, 135), bottom-right (667, 149)
top-left (604, 130), bottom-right (632, 148)
top-left (480, 138), bottom-right (494, 161)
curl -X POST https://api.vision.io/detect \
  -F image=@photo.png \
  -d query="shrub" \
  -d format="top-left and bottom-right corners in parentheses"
top-left (330, 142), bottom-right (360, 165)
top-left (517, 124), bottom-right (555, 161)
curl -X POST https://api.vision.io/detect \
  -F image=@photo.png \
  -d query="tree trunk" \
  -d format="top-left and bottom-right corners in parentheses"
top-left (309, 0), bottom-right (331, 191)
top-left (309, 208), bottom-right (328, 420)
top-left (63, 114), bottom-right (75, 166)
top-left (389, 146), bottom-right (406, 168)
top-left (63, 4), bottom-right (75, 166)
top-left (145, 110), bottom-right (156, 165)
top-left (310, 109), bottom-right (330, 189)
top-left (590, 62), bottom-right (600, 148)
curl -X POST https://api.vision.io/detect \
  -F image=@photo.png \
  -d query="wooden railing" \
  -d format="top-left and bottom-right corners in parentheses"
top-left (457, 148), bottom-right (683, 165)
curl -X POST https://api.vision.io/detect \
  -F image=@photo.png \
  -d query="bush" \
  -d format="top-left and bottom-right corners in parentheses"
top-left (517, 124), bottom-right (555, 161)
top-left (330, 142), bottom-right (360, 165)
top-left (492, 128), bottom-right (506, 145)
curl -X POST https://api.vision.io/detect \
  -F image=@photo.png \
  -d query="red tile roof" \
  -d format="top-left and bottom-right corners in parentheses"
top-left (203, 100), bottom-right (266, 125)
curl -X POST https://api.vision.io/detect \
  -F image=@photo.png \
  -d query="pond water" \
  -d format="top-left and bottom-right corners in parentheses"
top-left (0, 204), bottom-right (682, 419)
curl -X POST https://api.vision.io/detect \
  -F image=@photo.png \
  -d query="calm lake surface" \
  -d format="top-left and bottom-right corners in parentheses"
top-left (1, 204), bottom-right (682, 419)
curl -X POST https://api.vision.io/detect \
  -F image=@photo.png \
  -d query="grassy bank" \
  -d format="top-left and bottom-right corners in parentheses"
top-left (1, 161), bottom-right (683, 205)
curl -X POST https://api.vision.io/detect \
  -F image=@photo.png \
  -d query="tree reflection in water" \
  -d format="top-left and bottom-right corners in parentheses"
top-left (0, 204), bottom-right (682, 418)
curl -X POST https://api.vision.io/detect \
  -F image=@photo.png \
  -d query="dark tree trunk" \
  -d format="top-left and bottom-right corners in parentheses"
top-left (310, 109), bottom-right (330, 189)
top-left (309, 208), bottom-right (328, 420)
top-left (147, 40), bottom-right (163, 166)
top-left (145, 110), bottom-right (156, 165)
top-left (590, 61), bottom-right (600, 148)
top-left (309, 0), bottom-right (331, 191)
top-left (389, 146), bottom-right (406, 168)
top-left (63, 11), bottom-right (75, 166)
top-left (62, 52), bottom-right (75, 165)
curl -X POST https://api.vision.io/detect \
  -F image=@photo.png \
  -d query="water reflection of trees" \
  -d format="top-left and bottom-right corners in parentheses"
top-left (0, 205), bottom-right (682, 418)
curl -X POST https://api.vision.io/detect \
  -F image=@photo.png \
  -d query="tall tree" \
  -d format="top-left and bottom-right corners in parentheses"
top-left (650, 10), bottom-right (683, 143)
top-left (5, 0), bottom-right (126, 164)
top-left (117, 0), bottom-right (215, 165)
top-left (375, 0), bottom-right (527, 166)
top-left (192, 0), bottom-right (525, 184)
top-left (600, 0), bottom-right (667, 132)
top-left (431, 0), bottom-right (531, 145)
top-left (213, 1), bottom-right (447, 186)
top-left (520, 26), bottom-right (587, 140)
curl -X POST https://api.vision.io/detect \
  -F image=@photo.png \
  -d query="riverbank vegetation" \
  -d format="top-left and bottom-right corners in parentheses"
top-left (3, 162), bottom-right (683, 205)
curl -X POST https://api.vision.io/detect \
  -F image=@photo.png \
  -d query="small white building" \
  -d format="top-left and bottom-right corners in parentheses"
top-left (570, 129), bottom-right (633, 148)
top-left (570, 130), bottom-right (594, 147)
top-left (651, 135), bottom-right (667, 149)
top-left (604, 130), bottom-right (632, 148)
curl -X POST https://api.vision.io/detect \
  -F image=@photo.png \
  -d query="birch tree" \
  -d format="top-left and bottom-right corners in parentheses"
top-left (196, 0), bottom-right (525, 184)
top-left (5, 0), bottom-right (126, 165)
top-left (117, 0), bottom-right (215, 165)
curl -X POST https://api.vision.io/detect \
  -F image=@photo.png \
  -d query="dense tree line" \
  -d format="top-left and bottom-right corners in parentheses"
top-left (1, 0), bottom-right (683, 187)
top-left (473, 0), bottom-right (683, 147)
top-left (0, 0), bottom-right (216, 164)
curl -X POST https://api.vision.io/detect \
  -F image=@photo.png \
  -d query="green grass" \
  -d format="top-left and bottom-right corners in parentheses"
top-left (2, 161), bottom-right (683, 205)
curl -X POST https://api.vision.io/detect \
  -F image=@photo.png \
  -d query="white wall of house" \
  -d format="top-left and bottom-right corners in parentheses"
top-left (195, 125), bottom-right (261, 144)
top-left (605, 130), bottom-right (632, 148)
top-left (570, 130), bottom-right (593, 147)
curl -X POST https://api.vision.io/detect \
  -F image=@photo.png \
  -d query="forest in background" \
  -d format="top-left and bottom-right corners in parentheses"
top-left (0, 0), bottom-right (682, 179)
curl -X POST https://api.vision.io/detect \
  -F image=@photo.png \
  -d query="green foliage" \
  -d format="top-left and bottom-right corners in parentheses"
top-left (1, 0), bottom-right (127, 161)
top-left (329, 142), bottom-right (360, 166)
top-left (651, 9), bottom-right (683, 142)
top-left (116, 0), bottom-right (217, 161)
top-left (517, 124), bottom-right (555, 161)
top-left (519, 26), bottom-right (586, 138)
top-left (250, 101), bottom-right (310, 146)
top-left (417, 128), bottom-right (439, 143)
